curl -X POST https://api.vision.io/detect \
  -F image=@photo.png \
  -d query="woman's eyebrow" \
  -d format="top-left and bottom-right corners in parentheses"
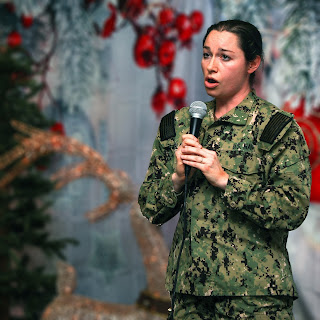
top-left (203, 46), bottom-right (234, 53)
top-left (220, 48), bottom-right (235, 53)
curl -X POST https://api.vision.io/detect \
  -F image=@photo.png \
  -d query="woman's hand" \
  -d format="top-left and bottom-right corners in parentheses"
top-left (172, 134), bottom-right (199, 192)
top-left (176, 134), bottom-right (229, 190)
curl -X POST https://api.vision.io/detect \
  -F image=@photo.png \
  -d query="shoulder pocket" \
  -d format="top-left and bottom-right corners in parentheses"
top-left (160, 110), bottom-right (176, 141)
top-left (258, 111), bottom-right (293, 151)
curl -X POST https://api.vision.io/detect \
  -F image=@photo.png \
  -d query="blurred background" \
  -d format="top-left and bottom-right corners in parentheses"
top-left (0, 0), bottom-right (319, 319)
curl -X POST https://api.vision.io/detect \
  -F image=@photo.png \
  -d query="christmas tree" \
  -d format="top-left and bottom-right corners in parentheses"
top-left (0, 47), bottom-right (76, 320)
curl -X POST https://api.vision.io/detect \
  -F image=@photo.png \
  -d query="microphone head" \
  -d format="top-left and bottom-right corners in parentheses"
top-left (189, 101), bottom-right (207, 119)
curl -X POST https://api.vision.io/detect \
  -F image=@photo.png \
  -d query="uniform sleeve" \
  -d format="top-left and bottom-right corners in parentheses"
top-left (138, 130), bottom-right (184, 225)
top-left (223, 120), bottom-right (312, 231)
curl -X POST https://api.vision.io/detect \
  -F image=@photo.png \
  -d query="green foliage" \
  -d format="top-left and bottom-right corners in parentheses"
top-left (0, 47), bottom-right (76, 320)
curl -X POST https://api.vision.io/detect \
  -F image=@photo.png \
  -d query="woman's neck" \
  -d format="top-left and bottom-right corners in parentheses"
top-left (215, 87), bottom-right (251, 119)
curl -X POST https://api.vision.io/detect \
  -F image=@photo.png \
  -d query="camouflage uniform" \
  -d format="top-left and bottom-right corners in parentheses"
top-left (138, 92), bottom-right (311, 303)
top-left (172, 293), bottom-right (293, 319)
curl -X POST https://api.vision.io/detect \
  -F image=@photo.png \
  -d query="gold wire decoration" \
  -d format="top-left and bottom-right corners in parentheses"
top-left (41, 204), bottom-right (170, 320)
top-left (0, 120), bottom-right (135, 222)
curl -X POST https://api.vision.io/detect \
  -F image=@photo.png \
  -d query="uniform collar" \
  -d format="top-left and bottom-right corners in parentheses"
top-left (202, 91), bottom-right (256, 129)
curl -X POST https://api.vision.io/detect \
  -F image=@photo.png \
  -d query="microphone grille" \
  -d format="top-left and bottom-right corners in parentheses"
top-left (189, 101), bottom-right (207, 119)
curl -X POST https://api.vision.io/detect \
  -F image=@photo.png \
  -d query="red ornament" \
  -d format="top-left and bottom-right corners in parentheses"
top-left (283, 96), bottom-right (320, 202)
top-left (190, 10), bottom-right (204, 33)
top-left (168, 78), bottom-right (187, 100)
top-left (175, 14), bottom-right (193, 42)
top-left (101, 3), bottom-right (117, 38)
top-left (158, 7), bottom-right (175, 26)
top-left (310, 165), bottom-right (320, 202)
top-left (134, 34), bottom-right (155, 68)
top-left (7, 31), bottom-right (22, 47)
top-left (158, 40), bottom-right (176, 66)
top-left (21, 15), bottom-right (34, 28)
top-left (151, 87), bottom-right (166, 114)
top-left (50, 122), bottom-right (66, 135)
top-left (297, 116), bottom-right (319, 167)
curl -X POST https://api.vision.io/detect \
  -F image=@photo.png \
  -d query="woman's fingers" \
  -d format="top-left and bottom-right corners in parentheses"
top-left (181, 149), bottom-right (217, 169)
top-left (181, 134), bottom-right (202, 148)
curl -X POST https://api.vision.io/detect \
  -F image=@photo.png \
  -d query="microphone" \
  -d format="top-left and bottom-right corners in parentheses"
top-left (185, 101), bottom-right (207, 177)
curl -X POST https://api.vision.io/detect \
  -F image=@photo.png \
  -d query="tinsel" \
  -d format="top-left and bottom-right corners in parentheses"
top-left (0, 120), bottom-right (134, 222)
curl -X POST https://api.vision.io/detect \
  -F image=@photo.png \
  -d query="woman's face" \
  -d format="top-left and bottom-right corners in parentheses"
top-left (201, 30), bottom-right (255, 101)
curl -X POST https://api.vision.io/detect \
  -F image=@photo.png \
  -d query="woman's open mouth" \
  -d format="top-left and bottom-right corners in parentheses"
top-left (205, 77), bottom-right (219, 88)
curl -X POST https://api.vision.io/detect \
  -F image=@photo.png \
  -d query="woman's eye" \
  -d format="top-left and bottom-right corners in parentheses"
top-left (203, 52), bottom-right (210, 59)
top-left (221, 54), bottom-right (230, 61)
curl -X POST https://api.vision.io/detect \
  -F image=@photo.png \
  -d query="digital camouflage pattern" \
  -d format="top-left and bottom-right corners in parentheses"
top-left (172, 293), bottom-right (293, 319)
top-left (138, 91), bottom-right (311, 299)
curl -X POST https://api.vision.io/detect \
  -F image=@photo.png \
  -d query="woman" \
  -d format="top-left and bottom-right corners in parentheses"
top-left (138, 20), bottom-right (311, 319)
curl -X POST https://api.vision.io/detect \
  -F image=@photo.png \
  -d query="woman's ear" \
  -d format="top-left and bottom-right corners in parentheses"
top-left (248, 55), bottom-right (261, 74)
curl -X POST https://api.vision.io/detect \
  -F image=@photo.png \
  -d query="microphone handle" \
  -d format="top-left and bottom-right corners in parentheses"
top-left (185, 117), bottom-right (202, 177)
top-left (190, 117), bottom-right (202, 137)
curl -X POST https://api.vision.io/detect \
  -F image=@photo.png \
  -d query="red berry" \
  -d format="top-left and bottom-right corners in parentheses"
top-left (50, 122), bottom-right (66, 135)
top-left (158, 40), bottom-right (176, 66)
top-left (21, 15), bottom-right (34, 28)
top-left (151, 88), bottom-right (166, 114)
top-left (134, 34), bottom-right (155, 68)
top-left (190, 10), bottom-right (203, 33)
top-left (175, 14), bottom-right (193, 42)
top-left (7, 31), bottom-right (22, 47)
top-left (158, 7), bottom-right (175, 26)
top-left (168, 78), bottom-right (187, 100)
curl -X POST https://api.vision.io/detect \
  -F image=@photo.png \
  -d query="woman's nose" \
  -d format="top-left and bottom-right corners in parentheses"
top-left (207, 57), bottom-right (218, 72)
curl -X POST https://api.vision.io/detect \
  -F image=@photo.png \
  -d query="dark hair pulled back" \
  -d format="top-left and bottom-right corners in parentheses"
top-left (203, 20), bottom-right (264, 87)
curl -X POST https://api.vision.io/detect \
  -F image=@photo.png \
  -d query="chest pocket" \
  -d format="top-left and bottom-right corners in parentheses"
top-left (219, 149), bottom-right (262, 179)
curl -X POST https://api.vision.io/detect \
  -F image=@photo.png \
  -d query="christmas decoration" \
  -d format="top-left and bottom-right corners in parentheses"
top-left (112, 1), bottom-right (203, 113)
top-left (190, 10), bottom-right (204, 33)
top-left (7, 30), bottom-right (22, 47)
top-left (0, 120), bottom-right (134, 222)
top-left (21, 15), bottom-right (34, 28)
top-left (158, 40), bottom-right (176, 67)
top-left (41, 203), bottom-right (169, 320)
top-left (101, 3), bottom-right (117, 38)
top-left (0, 47), bottom-right (75, 320)
top-left (134, 33), bottom-right (156, 68)
top-left (167, 77), bottom-right (187, 109)
top-left (1, 1), bottom-right (204, 116)
top-left (158, 7), bottom-right (175, 26)
top-left (152, 86), bottom-right (167, 114)
top-left (50, 122), bottom-right (66, 135)
top-left (283, 96), bottom-right (320, 202)
top-left (175, 13), bottom-right (193, 42)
